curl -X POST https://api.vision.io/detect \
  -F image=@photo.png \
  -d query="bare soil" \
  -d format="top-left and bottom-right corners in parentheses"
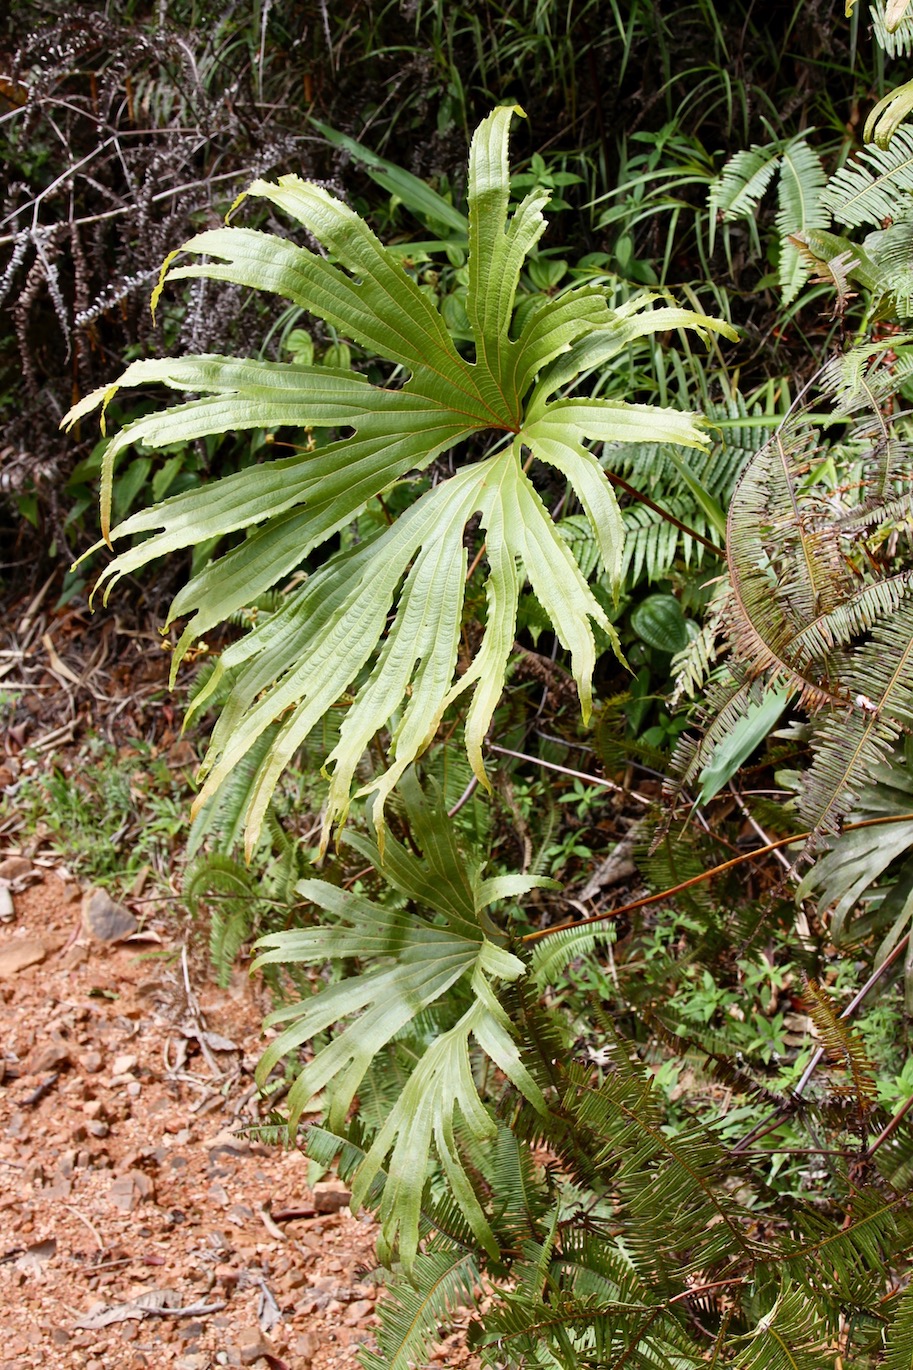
top-left (0, 865), bottom-right (390, 1370)
top-left (0, 590), bottom-right (480, 1370)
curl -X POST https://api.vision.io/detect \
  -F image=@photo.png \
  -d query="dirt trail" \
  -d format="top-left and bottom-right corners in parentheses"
top-left (0, 864), bottom-right (384, 1370)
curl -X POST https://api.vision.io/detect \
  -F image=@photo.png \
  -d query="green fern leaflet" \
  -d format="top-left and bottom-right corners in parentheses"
top-left (252, 773), bottom-right (552, 1269)
top-left (65, 105), bottom-right (735, 855)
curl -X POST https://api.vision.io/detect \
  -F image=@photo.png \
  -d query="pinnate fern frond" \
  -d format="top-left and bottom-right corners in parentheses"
top-left (800, 979), bottom-right (879, 1116)
top-left (65, 105), bottom-right (734, 856)
top-left (884, 1281), bottom-right (913, 1370)
top-left (710, 136), bottom-right (829, 302)
top-left (668, 344), bottom-right (913, 854)
top-left (360, 1248), bottom-right (480, 1370)
top-left (796, 744), bottom-right (913, 1007)
top-left (735, 1285), bottom-right (836, 1370)
top-left (710, 143), bottom-right (781, 226)
top-left (776, 139), bottom-right (830, 302)
top-left (821, 125), bottom-right (913, 227)
top-left (873, 0), bottom-right (913, 57)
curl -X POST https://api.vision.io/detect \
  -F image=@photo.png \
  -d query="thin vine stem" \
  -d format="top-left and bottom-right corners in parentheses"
top-left (522, 811), bottom-right (913, 943)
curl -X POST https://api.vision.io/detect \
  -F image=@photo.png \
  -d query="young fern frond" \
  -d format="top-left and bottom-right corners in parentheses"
top-left (800, 979), bottom-right (879, 1120)
top-left (184, 852), bottom-right (254, 987)
top-left (776, 139), bottom-right (830, 301)
top-left (710, 144), bottom-right (781, 231)
top-left (710, 136), bottom-right (829, 302)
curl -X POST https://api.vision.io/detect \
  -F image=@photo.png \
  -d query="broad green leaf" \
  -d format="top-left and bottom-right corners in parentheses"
top-left (698, 685), bottom-right (791, 803)
top-left (66, 105), bottom-right (733, 855)
top-left (251, 778), bottom-right (545, 1269)
top-left (630, 593), bottom-right (691, 654)
top-left (309, 117), bottom-right (469, 236)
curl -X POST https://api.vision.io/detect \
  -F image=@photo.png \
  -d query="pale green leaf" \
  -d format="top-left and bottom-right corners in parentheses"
top-left (67, 105), bottom-right (731, 855)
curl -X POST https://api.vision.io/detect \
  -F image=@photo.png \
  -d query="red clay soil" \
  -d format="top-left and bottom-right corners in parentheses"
top-left (0, 593), bottom-right (480, 1370)
top-left (0, 864), bottom-right (396, 1370)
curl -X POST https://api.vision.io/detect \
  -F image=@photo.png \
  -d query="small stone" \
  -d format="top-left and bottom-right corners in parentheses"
top-left (58, 1150), bottom-right (78, 1179)
top-left (177, 1322), bottom-right (206, 1341)
top-left (235, 1326), bottom-right (275, 1366)
top-left (293, 1332), bottom-right (321, 1362)
top-left (0, 857), bottom-right (31, 881)
top-left (87, 1120), bottom-right (109, 1139)
top-left (49, 1328), bottom-right (70, 1346)
top-left (207, 1129), bottom-right (249, 1164)
top-left (80, 1050), bottom-right (103, 1074)
top-left (27, 1040), bottom-right (72, 1075)
top-left (60, 944), bottom-right (89, 970)
top-left (107, 1169), bottom-right (155, 1212)
top-left (112, 1053), bottom-right (138, 1076)
top-left (343, 1298), bottom-right (375, 1326)
top-left (82, 888), bottom-right (137, 942)
top-left (0, 887), bottom-right (13, 921)
top-left (127, 1080), bottom-right (142, 1098)
top-left (0, 937), bottom-right (46, 977)
top-left (176, 1356), bottom-right (210, 1370)
top-left (312, 1178), bottom-right (351, 1213)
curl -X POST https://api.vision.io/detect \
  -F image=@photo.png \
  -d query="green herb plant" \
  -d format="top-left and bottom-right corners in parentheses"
top-left (67, 104), bottom-right (733, 861)
top-left (67, 106), bottom-right (913, 1368)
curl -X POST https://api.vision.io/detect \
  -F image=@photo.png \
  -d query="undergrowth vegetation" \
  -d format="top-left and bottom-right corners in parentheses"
top-left (5, 0), bottom-right (913, 1365)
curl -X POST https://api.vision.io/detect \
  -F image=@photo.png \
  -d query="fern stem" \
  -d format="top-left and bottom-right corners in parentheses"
top-left (488, 743), bottom-right (653, 803)
top-left (668, 1277), bottom-right (744, 1305)
top-left (523, 811), bottom-right (913, 943)
top-left (606, 469), bottom-right (721, 555)
top-left (731, 929), bottom-right (911, 1154)
top-left (867, 1087), bottom-right (913, 1159)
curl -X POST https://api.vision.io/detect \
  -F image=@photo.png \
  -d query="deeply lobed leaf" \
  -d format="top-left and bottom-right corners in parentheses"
top-left (66, 106), bottom-right (734, 853)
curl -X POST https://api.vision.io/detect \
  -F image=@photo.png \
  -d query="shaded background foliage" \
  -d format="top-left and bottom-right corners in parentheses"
top-left (0, 0), bottom-right (894, 589)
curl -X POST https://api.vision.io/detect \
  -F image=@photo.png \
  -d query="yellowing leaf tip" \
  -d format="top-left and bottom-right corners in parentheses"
top-left (150, 249), bottom-right (182, 322)
top-left (224, 189), bottom-right (248, 223)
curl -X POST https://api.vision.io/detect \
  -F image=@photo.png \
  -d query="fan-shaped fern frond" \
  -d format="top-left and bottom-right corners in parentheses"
top-left (865, 76), bottom-right (913, 148)
top-left (65, 106), bottom-right (735, 859)
top-left (250, 773), bottom-right (552, 1268)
